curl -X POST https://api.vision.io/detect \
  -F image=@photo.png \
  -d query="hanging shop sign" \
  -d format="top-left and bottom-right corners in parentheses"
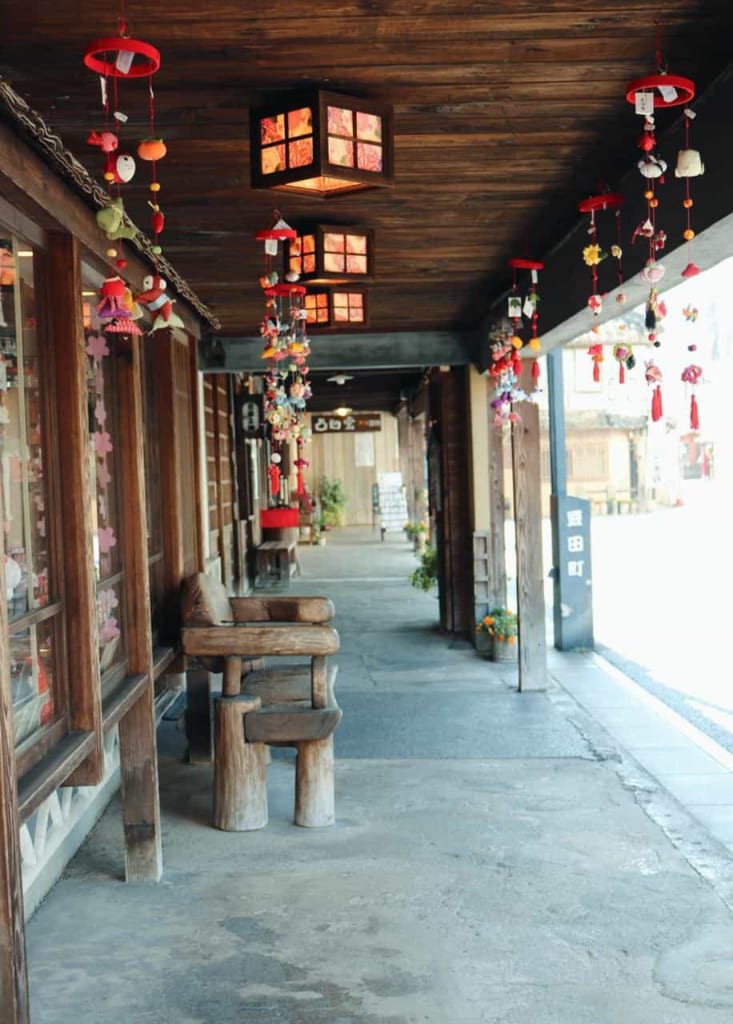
top-left (311, 413), bottom-right (381, 433)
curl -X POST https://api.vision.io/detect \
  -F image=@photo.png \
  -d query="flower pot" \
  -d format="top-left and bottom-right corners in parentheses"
top-left (474, 630), bottom-right (491, 658)
top-left (490, 637), bottom-right (518, 662)
top-left (414, 531), bottom-right (427, 554)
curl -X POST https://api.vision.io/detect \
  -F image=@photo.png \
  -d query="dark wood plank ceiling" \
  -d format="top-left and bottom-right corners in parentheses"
top-left (1, 0), bottom-right (731, 351)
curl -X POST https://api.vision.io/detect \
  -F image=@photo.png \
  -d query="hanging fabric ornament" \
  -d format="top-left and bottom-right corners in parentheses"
top-left (587, 343), bottom-right (604, 383)
top-left (256, 212), bottom-right (313, 498)
top-left (626, 23), bottom-right (695, 340)
top-left (487, 318), bottom-right (524, 427)
top-left (644, 360), bottom-right (664, 422)
top-left (293, 455), bottom-right (309, 496)
top-left (612, 342), bottom-right (635, 384)
top-left (681, 364), bottom-right (703, 431)
top-left (676, 108), bottom-right (703, 278)
top-left (84, 12), bottom-right (161, 270)
top-left (507, 257), bottom-right (543, 352)
top-left (268, 452), bottom-right (282, 498)
top-left (578, 192), bottom-right (623, 323)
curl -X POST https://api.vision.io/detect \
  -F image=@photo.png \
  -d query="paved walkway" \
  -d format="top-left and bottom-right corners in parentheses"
top-left (25, 527), bottom-right (733, 1023)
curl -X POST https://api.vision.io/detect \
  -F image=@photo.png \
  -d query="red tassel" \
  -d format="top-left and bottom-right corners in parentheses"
top-left (532, 360), bottom-right (540, 382)
top-left (619, 363), bottom-right (625, 385)
top-left (296, 468), bottom-right (305, 495)
top-left (268, 464), bottom-right (281, 497)
top-left (593, 361), bottom-right (600, 383)
top-left (651, 385), bottom-right (663, 422)
top-left (690, 393), bottom-right (699, 431)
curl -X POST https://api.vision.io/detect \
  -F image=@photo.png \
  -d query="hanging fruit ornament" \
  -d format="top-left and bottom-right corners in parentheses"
top-left (578, 192), bottom-right (623, 324)
top-left (644, 360), bottom-right (664, 422)
top-left (84, 12), bottom-right (161, 271)
top-left (681, 363), bottom-right (703, 431)
top-left (675, 108), bottom-right (703, 278)
top-left (626, 24), bottom-right (695, 344)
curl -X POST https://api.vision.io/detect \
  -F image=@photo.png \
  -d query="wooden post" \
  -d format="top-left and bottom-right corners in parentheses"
top-left (48, 233), bottom-right (103, 784)
top-left (295, 737), bottom-right (335, 828)
top-left (213, 695), bottom-right (267, 831)
top-left (511, 362), bottom-right (548, 692)
top-left (0, 555), bottom-right (30, 1022)
top-left (488, 404), bottom-right (508, 609)
top-left (116, 333), bottom-right (162, 882)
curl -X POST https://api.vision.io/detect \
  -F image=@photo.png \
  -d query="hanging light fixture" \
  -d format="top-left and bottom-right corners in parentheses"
top-left (288, 224), bottom-right (374, 284)
top-left (250, 88), bottom-right (393, 196)
top-left (304, 286), bottom-right (368, 329)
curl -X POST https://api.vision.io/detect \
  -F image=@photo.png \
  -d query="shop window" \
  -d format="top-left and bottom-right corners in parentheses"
top-left (0, 234), bottom-right (67, 753)
top-left (84, 296), bottom-right (127, 691)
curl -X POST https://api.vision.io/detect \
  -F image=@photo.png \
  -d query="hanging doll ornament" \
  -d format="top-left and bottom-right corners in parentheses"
top-left (84, 13), bottom-right (163, 266)
top-left (506, 256), bottom-right (543, 396)
top-left (675, 108), bottom-right (704, 278)
top-left (644, 360), bottom-right (664, 422)
top-left (681, 363), bottom-right (703, 431)
top-left (268, 452), bottom-right (282, 499)
top-left (578, 192), bottom-right (624, 323)
top-left (487, 318), bottom-right (524, 427)
top-left (587, 342), bottom-right (604, 383)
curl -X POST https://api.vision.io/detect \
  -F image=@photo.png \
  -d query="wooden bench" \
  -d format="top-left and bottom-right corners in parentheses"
top-left (181, 574), bottom-right (341, 831)
top-left (255, 540), bottom-right (299, 586)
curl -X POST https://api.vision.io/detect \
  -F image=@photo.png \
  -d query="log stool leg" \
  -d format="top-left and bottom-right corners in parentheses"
top-left (213, 695), bottom-right (268, 831)
top-left (295, 735), bottom-right (335, 827)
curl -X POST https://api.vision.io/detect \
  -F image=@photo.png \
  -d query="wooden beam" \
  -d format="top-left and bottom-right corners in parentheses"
top-left (511, 362), bottom-right (548, 692)
top-left (116, 333), bottom-right (162, 883)
top-left (205, 330), bottom-right (475, 373)
top-left (48, 233), bottom-right (104, 785)
top-left (0, 555), bottom-right (30, 1024)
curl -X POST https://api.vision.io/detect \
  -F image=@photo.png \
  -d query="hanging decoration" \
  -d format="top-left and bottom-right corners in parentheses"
top-left (578, 192), bottom-right (624, 322)
top-left (676, 109), bottom-right (704, 278)
top-left (256, 213), bottom-right (312, 502)
top-left (587, 342), bottom-right (604, 383)
top-left (644, 360), bottom-right (664, 422)
top-left (612, 342), bottom-right (635, 384)
top-left (507, 257), bottom-right (543, 352)
top-left (681, 363), bottom-right (703, 431)
top-left (83, 11), bottom-right (164, 268)
top-left (626, 25), bottom-right (695, 344)
top-left (487, 318), bottom-right (524, 427)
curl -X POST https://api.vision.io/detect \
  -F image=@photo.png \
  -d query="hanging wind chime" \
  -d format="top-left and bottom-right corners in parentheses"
top-left (626, 25), bottom-right (695, 348)
top-left (256, 213), bottom-right (313, 501)
top-left (675, 108), bottom-right (704, 278)
top-left (506, 256), bottom-right (543, 401)
top-left (578, 191), bottom-right (624, 322)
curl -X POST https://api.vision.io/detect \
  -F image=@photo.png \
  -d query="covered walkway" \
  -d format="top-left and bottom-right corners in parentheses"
top-left (26, 530), bottom-right (733, 1022)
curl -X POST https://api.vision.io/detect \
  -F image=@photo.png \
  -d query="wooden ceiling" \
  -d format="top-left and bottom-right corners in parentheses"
top-left (1, 0), bottom-right (731, 352)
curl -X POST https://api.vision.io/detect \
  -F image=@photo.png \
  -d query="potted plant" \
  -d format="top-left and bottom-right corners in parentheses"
top-left (405, 520), bottom-right (429, 553)
top-left (409, 545), bottom-right (437, 593)
top-left (475, 607), bottom-right (518, 662)
top-left (318, 476), bottom-right (346, 528)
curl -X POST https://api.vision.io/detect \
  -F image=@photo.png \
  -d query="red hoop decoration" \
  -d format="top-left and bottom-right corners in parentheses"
top-left (625, 73), bottom-right (695, 108)
top-left (84, 37), bottom-right (161, 78)
top-left (578, 193), bottom-right (624, 213)
top-left (264, 283), bottom-right (306, 297)
top-left (508, 257), bottom-right (544, 271)
top-left (255, 227), bottom-right (297, 241)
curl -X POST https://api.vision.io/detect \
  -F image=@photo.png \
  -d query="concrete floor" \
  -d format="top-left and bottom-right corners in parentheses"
top-left (26, 527), bottom-right (733, 1023)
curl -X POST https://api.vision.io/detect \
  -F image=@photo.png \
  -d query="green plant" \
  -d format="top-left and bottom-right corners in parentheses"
top-left (318, 476), bottom-right (346, 527)
top-left (409, 545), bottom-right (438, 592)
top-left (405, 520), bottom-right (428, 540)
top-left (476, 607), bottom-right (518, 644)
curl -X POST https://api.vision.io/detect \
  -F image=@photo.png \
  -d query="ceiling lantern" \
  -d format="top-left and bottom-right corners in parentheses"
top-left (250, 89), bottom-right (393, 197)
top-left (304, 286), bottom-right (369, 330)
top-left (288, 225), bottom-right (374, 284)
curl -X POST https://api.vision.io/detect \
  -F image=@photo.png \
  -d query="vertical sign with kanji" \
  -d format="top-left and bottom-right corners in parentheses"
top-left (550, 495), bottom-right (593, 651)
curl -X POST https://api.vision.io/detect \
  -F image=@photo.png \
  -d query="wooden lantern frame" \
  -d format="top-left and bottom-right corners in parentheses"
top-left (288, 224), bottom-right (375, 284)
top-left (304, 285), bottom-right (369, 331)
top-left (250, 88), bottom-right (394, 197)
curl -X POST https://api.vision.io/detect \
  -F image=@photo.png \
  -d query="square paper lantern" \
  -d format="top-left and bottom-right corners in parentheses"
top-left (250, 89), bottom-right (393, 196)
top-left (304, 286), bottom-right (369, 330)
top-left (289, 225), bottom-right (374, 284)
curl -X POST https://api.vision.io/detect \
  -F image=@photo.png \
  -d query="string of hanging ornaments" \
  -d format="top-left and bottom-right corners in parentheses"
top-left (625, 22), bottom-right (697, 351)
top-left (579, 191), bottom-right (628, 383)
top-left (83, 7), bottom-right (169, 332)
top-left (256, 213), bottom-right (313, 502)
top-left (487, 256), bottom-right (543, 426)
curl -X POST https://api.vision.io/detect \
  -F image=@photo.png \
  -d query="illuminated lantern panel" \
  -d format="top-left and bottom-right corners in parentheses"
top-left (289, 225), bottom-right (373, 284)
top-left (250, 89), bottom-right (393, 196)
top-left (303, 287), bottom-right (368, 329)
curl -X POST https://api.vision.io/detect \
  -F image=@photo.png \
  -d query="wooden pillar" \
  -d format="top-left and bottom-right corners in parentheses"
top-left (488, 412), bottom-right (508, 609)
top-left (48, 233), bottom-right (103, 784)
top-left (117, 333), bottom-right (162, 882)
top-left (213, 695), bottom-right (267, 831)
top-left (0, 558), bottom-right (30, 1022)
top-left (511, 361), bottom-right (548, 692)
top-left (155, 330), bottom-right (185, 646)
